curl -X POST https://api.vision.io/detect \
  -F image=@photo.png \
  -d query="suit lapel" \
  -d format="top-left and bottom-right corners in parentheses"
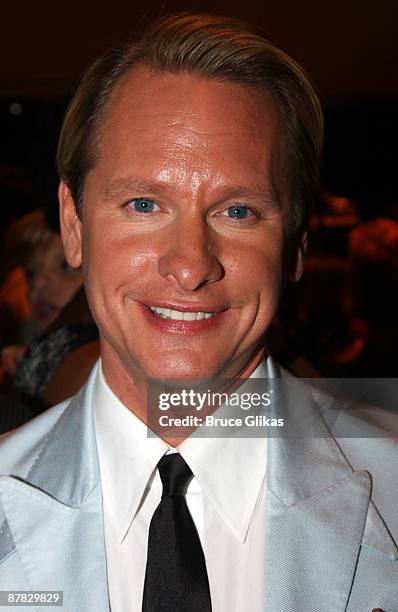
top-left (266, 365), bottom-right (398, 611)
top-left (0, 478), bottom-right (108, 611)
top-left (267, 469), bottom-right (372, 611)
top-left (0, 365), bottom-right (110, 611)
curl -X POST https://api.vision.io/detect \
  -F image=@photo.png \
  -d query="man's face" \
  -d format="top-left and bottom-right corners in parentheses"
top-left (61, 66), bottom-right (303, 391)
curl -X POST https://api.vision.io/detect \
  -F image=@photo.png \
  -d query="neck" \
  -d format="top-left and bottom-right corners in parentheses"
top-left (100, 342), bottom-right (267, 446)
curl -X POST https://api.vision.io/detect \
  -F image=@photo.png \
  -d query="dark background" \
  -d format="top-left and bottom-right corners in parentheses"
top-left (1, 0), bottom-right (397, 228)
top-left (1, 0), bottom-right (396, 97)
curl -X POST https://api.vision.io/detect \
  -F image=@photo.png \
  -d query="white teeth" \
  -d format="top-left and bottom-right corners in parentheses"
top-left (183, 311), bottom-right (196, 321)
top-left (150, 306), bottom-right (216, 321)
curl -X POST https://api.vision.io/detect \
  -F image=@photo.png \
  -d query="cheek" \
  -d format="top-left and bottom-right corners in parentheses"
top-left (82, 226), bottom-right (159, 305)
top-left (226, 239), bottom-right (284, 297)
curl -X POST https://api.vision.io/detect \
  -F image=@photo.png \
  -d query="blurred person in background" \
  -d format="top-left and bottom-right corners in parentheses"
top-left (0, 211), bottom-right (45, 350)
top-left (24, 214), bottom-right (83, 334)
top-left (0, 209), bottom-right (98, 417)
top-left (1, 210), bottom-right (82, 343)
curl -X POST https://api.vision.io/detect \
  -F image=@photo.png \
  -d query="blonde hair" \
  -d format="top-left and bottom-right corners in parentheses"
top-left (57, 13), bottom-right (323, 235)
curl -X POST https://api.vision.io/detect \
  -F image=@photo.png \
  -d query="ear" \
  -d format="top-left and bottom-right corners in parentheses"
top-left (290, 231), bottom-right (308, 282)
top-left (59, 181), bottom-right (83, 268)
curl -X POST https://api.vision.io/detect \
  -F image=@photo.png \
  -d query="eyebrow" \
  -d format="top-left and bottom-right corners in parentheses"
top-left (216, 185), bottom-right (281, 208)
top-left (103, 178), bottom-right (163, 200)
top-left (103, 176), bottom-right (281, 209)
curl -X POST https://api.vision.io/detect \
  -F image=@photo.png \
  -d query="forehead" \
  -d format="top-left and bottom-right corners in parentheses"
top-left (94, 65), bottom-right (286, 197)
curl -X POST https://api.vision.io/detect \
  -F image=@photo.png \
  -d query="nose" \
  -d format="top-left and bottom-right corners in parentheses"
top-left (158, 217), bottom-right (224, 292)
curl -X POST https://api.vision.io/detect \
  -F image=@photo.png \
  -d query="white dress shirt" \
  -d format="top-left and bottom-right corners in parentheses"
top-left (94, 362), bottom-right (268, 612)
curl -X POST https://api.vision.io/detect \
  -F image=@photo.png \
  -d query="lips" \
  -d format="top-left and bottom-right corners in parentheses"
top-left (139, 302), bottom-right (227, 334)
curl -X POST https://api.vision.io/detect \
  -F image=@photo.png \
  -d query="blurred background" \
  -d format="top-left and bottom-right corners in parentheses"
top-left (0, 0), bottom-right (397, 425)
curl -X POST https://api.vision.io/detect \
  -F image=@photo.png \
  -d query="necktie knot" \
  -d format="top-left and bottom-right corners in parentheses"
top-left (158, 453), bottom-right (193, 498)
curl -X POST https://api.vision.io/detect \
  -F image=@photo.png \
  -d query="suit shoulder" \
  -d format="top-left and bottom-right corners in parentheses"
top-left (0, 398), bottom-right (72, 477)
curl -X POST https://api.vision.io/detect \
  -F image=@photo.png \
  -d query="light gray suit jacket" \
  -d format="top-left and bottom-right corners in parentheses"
top-left (0, 361), bottom-right (397, 611)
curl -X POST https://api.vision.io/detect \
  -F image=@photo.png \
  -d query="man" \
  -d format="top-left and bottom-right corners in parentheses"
top-left (0, 13), bottom-right (397, 612)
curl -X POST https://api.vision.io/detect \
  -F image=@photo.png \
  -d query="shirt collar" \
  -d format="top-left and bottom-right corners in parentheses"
top-left (94, 358), bottom-right (271, 544)
top-left (94, 363), bottom-right (169, 542)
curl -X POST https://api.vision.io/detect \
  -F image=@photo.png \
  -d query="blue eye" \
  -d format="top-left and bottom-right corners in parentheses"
top-left (131, 198), bottom-right (156, 213)
top-left (227, 206), bottom-right (249, 219)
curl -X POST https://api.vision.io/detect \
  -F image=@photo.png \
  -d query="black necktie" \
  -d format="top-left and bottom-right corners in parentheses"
top-left (142, 453), bottom-right (212, 611)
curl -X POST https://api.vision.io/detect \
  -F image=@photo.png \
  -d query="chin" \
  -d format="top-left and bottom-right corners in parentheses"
top-left (139, 355), bottom-right (221, 383)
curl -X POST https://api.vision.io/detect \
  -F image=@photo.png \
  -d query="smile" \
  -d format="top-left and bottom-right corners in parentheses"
top-left (149, 306), bottom-right (216, 321)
